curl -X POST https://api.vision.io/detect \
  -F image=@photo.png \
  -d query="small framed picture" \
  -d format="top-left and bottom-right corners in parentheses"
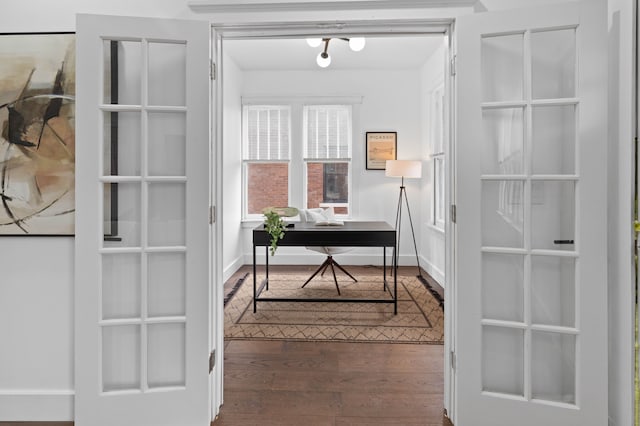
top-left (366, 132), bottom-right (397, 170)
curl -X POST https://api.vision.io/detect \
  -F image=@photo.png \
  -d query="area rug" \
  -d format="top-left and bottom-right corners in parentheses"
top-left (224, 273), bottom-right (444, 344)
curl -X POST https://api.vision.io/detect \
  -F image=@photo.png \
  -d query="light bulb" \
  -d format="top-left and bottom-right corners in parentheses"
top-left (306, 38), bottom-right (322, 48)
top-left (316, 52), bottom-right (331, 68)
top-left (348, 37), bottom-right (366, 52)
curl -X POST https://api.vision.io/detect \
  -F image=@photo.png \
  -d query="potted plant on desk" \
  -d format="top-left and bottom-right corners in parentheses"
top-left (262, 207), bottom-right (298, 256)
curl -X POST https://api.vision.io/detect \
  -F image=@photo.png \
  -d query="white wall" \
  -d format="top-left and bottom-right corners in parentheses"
top-left (0, 238), bottom-right (74, 420)
top-left (221, 51), bottom-right (245, 282)
top-left (231, 68), bottom-right (427, 267)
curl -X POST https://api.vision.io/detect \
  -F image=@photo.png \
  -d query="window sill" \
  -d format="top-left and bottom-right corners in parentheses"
top-left (427, 223), bottom-right (445, 234)
top-left (242, 218), bottom-right (302, 229)
top-left (242, 219), bottom-right (263, 229)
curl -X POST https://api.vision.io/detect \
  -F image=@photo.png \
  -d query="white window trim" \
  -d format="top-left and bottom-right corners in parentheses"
top-left (427, 78), bottom-right (445, 231)
top-left (302, 104), bottom-right (353, 217)
top-left (241, 104), bottom-right (292, 220)
top-left (431, 153), bottom-right (445, 231)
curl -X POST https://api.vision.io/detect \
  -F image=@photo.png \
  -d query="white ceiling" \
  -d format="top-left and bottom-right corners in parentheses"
top-left (223, 35), bottom-right (445, 71)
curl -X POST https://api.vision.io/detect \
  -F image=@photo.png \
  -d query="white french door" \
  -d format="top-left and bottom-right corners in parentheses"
top-left (454, 1), bottom-right (607, 425)
top-left (75, 14), bottom-right (213, 426)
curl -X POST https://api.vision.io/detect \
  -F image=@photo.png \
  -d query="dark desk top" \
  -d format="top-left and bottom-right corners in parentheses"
top-left (253, 221), bottom-right (396, 247)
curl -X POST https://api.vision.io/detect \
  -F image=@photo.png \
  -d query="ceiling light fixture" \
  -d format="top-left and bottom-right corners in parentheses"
top-left (306, 37), bottom-right (366, 68)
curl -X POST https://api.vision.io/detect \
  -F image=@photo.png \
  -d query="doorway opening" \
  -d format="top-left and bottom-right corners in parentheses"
top-left (213, 21), bottom-right (454, 423)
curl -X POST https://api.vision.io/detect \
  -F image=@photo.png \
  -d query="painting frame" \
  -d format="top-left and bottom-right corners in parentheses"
top-left (0, 31), bottom-right (76, 236)
top-left (366, 131), bottom-right (397, 170)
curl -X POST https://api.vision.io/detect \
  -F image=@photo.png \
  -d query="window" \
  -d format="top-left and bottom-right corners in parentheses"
top-left (323, 163), bottom-right (349, 204)
top-left (430, 83), bottom-right (445, 230)
top-left (304, 105), bottom-right (352, 215)
top-left (432, 155), bottom-right (445, 228)
top-left (242, 102), bottom-right (353, 219)
top-left (242, 105), bottom-right (290, 217)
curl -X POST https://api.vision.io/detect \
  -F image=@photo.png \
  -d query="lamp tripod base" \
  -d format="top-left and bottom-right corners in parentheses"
top-left (393, 183), bottom-right (444, 311)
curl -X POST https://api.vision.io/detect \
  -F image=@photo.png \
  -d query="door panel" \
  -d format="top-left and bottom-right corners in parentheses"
top-left (75, 14), bottom-right (211, 426)
top-left (455, 1), bottom-right (607, 424)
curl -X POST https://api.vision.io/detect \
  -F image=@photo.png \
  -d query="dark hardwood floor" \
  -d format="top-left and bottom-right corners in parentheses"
top-left (215, 265), bottom-right (448, 426)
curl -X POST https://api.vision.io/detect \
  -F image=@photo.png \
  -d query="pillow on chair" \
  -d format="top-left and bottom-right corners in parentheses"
top-left (305, 207), bottom-right (343, 226)
top-left (307, 209), bottom-right (327, 223)
top-left (299, 207), bottom-right (349, 255)
top-left (299, 207), bottom-right (328, 222)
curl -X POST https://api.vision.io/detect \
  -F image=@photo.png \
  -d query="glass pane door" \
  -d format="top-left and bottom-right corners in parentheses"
top-left (75, 14), bottom-right (211, 426)
top-left (479, 27), bottom-right (578, 404)
top-left (454, 2), bottom-right (607, 425)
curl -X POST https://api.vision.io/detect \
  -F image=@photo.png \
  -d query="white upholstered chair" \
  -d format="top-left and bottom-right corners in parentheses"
top-left (298, 208), bottom-right (357, 295)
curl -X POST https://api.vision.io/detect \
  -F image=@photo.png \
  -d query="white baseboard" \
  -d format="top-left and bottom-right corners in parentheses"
top-left (0, 390), bottom-right (74, 421)
top-left (223, 255), bottom-right (245, 283)
top-left (420, 255), bottom-right (445, 287)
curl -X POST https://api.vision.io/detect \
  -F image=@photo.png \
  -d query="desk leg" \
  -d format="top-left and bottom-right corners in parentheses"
top-left (383, 246), bottom-right (386, 291)
top-left (253, 244), bottom-right (257, 313)
top-left (394, 244), bottom-right (398, 315)
top-left (265, 246), bottom-right (269, 291)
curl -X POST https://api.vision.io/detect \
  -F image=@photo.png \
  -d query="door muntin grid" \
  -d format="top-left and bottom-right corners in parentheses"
top-left (479, 27), bottom-right (579, 406)
top-left (98, 38), bottom-right (188, 393)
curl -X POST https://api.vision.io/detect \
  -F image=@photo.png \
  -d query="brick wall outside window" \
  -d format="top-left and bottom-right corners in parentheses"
top-left (247, 163), bottom-right (288, 214)
top-left (306, 163), bottom-right (324, 209)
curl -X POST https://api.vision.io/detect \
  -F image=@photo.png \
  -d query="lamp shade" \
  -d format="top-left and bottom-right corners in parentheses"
top-left (385, 160), bottom-right (422, 178)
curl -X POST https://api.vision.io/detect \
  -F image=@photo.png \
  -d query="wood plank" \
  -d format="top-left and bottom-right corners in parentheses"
top-left (339, 392), bottom-right (443, 419)
top-left (223, 369), bottom-right (276, 391)
top-left (214, 413), bottom-right (335, 426)
top-left (224, 350), bottom-right (340, 373)
top-left (260, 390), bottom-right (342, 416)
top-left (336, 417), bottom-right (442, 426)
top-left (224, 339), bottom-right (286, 355)
top-left (271, 370), bottom-right (443, 394)
top-left (221, 390), bottom-right (264, 414)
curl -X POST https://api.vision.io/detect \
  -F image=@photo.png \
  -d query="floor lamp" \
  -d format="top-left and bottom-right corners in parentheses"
top-left (385, 160), bottom-right (424, 281)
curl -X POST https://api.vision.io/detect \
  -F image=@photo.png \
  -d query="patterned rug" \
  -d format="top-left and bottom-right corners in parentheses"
top-left (224, 273), bottom-right (444, 344)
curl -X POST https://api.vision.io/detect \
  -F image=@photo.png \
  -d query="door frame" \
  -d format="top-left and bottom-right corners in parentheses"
top-left (210, 17), bottom-right (457, 417)
top-left (211, 28), bottom-right (224, 419)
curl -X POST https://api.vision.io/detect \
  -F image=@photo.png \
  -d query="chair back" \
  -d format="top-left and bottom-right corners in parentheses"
top-left (298, 208), bottom-right (324, 224)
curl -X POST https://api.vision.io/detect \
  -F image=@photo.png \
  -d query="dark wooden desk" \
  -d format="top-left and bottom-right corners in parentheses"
top-left (252, 221), bottom-right (398, 314)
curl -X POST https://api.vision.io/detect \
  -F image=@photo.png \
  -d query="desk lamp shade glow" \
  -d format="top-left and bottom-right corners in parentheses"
top-left (385, 160), bottom-right (422, 179)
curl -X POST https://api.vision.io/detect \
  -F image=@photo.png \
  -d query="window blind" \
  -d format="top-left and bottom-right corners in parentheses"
top-left (304, 105), bottom-right (351, 159)
top-left (243, 105), bottom-right (290, 160)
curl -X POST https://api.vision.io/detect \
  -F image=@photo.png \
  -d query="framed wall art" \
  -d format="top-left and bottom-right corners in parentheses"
top-left (0, 32), bottom-right (75, 235)
top-left (366, 131), bottom-right (397, 170)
